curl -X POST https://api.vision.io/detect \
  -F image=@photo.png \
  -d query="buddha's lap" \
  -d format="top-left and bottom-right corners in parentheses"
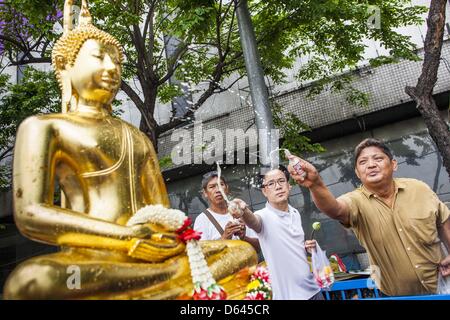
top-left (8, 239), bottom-right (256, 282)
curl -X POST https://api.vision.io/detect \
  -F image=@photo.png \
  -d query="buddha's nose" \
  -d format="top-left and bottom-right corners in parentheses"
top-left (104, 54), bottom-right (117, 72)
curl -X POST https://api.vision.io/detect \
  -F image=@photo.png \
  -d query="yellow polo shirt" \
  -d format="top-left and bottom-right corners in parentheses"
top-left (338, 178), bottom-right (450, 296)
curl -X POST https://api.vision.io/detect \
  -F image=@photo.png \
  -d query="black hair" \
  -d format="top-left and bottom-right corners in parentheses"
top-left (201, 171), bottom-right (227, 190)
top-left (258, 165), bottom-right (290, 188)
top-left (354, 138), bottom-right (393, 166)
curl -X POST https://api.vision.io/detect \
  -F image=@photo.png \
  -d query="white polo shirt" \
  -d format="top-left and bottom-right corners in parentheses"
top-left (254, 202), bottom-right (320, 300)
top-left (194, 209), bottom-right (258, 240)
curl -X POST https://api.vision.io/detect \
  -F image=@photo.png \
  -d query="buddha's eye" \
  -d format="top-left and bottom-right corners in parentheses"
top-left (91, 51), bottom-right (103, 59)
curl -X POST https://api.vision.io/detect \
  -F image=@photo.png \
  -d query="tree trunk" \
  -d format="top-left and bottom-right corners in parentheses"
top-left (140, 112), bottom-right (158, 152)
top-left (405, 0), bottom-right (450, 180)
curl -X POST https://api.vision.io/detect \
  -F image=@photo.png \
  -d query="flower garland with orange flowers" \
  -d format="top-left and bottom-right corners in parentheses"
top-left (127, 205), bottom-right (227, 300)
top-left (244, 265), bottom-right (272, 300)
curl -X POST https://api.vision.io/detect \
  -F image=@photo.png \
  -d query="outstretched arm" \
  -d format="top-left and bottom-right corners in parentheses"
top-left (287, 155), bottom-right (351, 225)
top-left (229, 199), bottom-right (262, 233)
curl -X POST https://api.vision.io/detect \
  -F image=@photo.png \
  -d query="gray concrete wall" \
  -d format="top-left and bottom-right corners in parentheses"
top-left (166, 112), bottom-right (450, 257)
top-left (157, 40), bottom-right (450, 169)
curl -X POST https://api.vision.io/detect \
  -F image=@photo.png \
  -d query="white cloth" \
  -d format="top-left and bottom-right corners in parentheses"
top-left (194, 209), bottom-right (258, 240)
top-left (254, 202), bottom-right (320, 300)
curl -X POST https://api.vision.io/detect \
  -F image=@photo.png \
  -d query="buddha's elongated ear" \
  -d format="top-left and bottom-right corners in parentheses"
top-left (60, 70), bottom-right (72, 114)
top-left (54, 54), bottom-right (73, 113)
top-left (54, 55), bottom-right (66, 71)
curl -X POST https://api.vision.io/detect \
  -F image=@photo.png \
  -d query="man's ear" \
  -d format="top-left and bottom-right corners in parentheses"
top-left (392, 159), bottom-right (398, 172)
top-left (261, 187), bottom-right (268, 198)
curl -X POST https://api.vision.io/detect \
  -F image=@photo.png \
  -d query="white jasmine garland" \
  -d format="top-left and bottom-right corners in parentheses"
top-left (126, 204), bottom-right (225, 298)
top-left (126, 204), bottom-right (186, 230)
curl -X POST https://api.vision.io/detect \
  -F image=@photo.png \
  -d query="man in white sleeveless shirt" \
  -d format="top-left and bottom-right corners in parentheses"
top-left (230, 166), bottom-right (322, 300)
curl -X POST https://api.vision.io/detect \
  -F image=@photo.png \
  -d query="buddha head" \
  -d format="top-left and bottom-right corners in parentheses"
top-left (52, 0), bottom-right (124, 112)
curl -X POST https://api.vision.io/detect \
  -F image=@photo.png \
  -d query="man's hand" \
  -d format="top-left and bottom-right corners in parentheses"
top-left (229, 198), bottom-right (248, 219)
top-left (221, 221), bottom-right (243, 240)
top-left (235, 219), bottom-right (247, 240)
top-left (440, 255), bottom-right (450, 277)
top-left (230, 198), bottom-right (262, 234)
top-left (287, 155), bottom-right (321, 188)
top-left (305, 239), bottom-right (317, 254)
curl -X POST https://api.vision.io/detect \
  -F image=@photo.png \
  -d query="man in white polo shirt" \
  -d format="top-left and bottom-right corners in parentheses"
top-left (230, 166), bottom-right (322, 300)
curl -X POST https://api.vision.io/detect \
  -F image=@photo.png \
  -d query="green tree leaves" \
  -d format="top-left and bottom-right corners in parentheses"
top-left (0, 0), bottom-right (429, 179)
top-left (0, 68), bottom-right (60, 190)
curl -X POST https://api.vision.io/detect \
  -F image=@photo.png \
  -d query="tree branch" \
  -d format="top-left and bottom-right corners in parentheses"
top-left (157, 43), bottom-right (188, 85)
top-left (143, 0), bottom-right (155, 41)
top-left (0, 35), bottom-right (28, 52)
top-left (223, 3), bottom-right (237, 58)
top-left (27, 34), bottom-right (46, 54)
top-left (0, 145), bottom-right (14, 163)
top-left (216, 0), bottom-right (223, 60)
top-left (407, 1), bottom-right (446, 98)
top-left (120, 80), bottom-right (153, 130)
top-left (143, 1), bottom-right (156, 67)
top-left (153, 6), bottom-right (178, 34)
top-left (132, 24), bottom-right (150, 70)
top-left (215, 74), bottom-right (244, 93)
top-left (157, 74), bottom-right (222, 135)
top-left (10, 56), bottom-right (51, 66)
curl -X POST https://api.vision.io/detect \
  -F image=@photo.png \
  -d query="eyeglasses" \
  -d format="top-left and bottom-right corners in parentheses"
top-left (263, 178), bottom-right (287, 189)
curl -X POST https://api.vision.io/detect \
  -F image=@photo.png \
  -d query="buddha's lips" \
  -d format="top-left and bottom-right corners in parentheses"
top-left (102, 77), bottom-right (119, 85)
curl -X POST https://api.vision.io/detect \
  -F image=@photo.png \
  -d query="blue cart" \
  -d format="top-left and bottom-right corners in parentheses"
top-left (323, 278), bottom-right (450, 300)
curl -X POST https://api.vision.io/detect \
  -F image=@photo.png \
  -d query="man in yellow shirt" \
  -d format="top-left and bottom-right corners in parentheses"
top-left (287, 138), bottom-right (450, 296)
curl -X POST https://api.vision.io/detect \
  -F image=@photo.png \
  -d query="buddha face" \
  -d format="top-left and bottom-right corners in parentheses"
top-left (69, 39), bottom-right (121, 106)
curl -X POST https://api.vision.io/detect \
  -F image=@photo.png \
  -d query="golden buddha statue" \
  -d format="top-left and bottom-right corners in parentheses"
top-left (3, 0), bottom-right (256, 300)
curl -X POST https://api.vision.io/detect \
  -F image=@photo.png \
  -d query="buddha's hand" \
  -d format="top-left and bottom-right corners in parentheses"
top-left (130, 223), bottom-right (178, 243)
top-left (127, 237), bottom-right (186, 263)
top-left (127, 223), bottom-right (185, 262)
top-left (129, 224), bottom-right (153, 239)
